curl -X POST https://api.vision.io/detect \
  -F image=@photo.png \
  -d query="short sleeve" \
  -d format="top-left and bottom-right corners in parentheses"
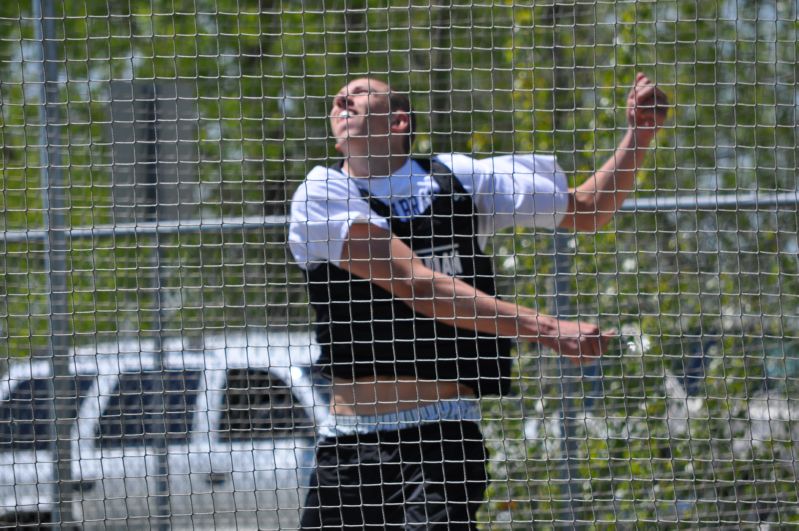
top-left (438, 152), bottom-right (569, 232)
top-left (289, 167), bottom-right (389, 270)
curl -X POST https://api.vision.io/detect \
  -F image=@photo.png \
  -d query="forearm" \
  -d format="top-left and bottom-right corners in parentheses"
top-left (341, 223), bottom-right (562, 348)
top-left (399, 268), bottom-right (558, 341)
top-left (568, 129), bottom-right (655, 231)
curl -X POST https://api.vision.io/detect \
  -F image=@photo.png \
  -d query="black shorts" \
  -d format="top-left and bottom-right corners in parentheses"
top-left (300, 420), bottom-right (488, 530)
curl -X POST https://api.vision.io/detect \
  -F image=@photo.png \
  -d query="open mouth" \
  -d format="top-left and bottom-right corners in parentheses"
top-left (338, 110), bottom-right (357, 119)
top-left (335, 105), bottom-right (362, 118)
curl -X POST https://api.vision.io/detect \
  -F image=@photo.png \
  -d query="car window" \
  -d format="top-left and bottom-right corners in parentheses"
top-left (96, 371), bottom-right (202, 448)
top-left (0, 376), bottom-right (94, 451)
top-left (219, 369), bottom-right (313, 441)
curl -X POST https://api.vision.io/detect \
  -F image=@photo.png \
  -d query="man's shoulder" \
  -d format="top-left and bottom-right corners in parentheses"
top-left (430, 153), bottom-right (483, 175)
top-left (436, 152), bottom-right (564, 176)
top-left (294, 165), bottom-right (354, 201)
top-left (305, 164), bottom-right (347, 184)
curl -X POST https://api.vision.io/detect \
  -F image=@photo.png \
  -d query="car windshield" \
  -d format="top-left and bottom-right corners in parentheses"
top-left (219, 369), bottom-right (313, 441)
top-left (96, 371), bottom-right (202, 448)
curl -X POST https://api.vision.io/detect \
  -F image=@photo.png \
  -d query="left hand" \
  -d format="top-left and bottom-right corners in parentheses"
top-left (626, 72), bottom-right (669, 134)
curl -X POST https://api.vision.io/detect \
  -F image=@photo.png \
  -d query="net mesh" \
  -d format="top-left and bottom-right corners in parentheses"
top-left (0, 0), bottom-right (798, 527)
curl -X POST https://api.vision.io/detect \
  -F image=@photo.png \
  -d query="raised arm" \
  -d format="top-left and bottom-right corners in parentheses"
top-left (339, 222), bottom-right (612, 359)
top-left (559, 72), bottom-right (669, 232)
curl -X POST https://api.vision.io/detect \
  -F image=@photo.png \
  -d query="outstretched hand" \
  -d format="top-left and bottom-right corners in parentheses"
top-left (626, 72), bottom-right (669, 135)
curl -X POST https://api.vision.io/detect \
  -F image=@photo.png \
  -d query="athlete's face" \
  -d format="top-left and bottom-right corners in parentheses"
top-left (330, 78), bottom-right (392, 153)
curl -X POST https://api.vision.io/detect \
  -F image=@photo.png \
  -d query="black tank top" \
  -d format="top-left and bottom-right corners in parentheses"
top-left (305, 157), bottom-right (513, 397)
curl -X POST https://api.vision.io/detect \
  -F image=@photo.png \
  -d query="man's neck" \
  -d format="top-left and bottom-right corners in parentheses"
top-left (342, 152), bottom-right (409, 178)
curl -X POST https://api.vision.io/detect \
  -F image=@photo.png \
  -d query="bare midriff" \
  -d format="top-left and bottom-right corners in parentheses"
top-left (330, 376), bottom-right (475, 416)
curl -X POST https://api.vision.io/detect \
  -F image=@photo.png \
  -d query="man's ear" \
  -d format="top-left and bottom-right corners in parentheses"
top-left (390, 110), bottom-right (410, 135)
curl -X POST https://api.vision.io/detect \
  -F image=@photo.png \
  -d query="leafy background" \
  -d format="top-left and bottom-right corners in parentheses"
top-left (1, 0), bottom-right (798, 526)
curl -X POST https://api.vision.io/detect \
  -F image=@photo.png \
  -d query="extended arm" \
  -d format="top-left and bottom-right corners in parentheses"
top-left (339, 222), bottom-right (612, 359)
top-left (560, 73), bottom-right (669, 232)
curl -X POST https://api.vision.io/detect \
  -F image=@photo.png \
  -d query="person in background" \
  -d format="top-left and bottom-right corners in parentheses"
top-left (290, 73), bottom-right (668, 529)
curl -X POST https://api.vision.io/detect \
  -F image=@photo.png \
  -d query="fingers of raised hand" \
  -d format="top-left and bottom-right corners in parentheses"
top-left (633, 86), bottom-right (668, 111)
top-left (628, 74), bottom-right (669, 127)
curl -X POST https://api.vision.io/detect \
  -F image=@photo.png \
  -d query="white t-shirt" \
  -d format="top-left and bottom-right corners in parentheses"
top-left (289, 153), bottom-right (569, 270)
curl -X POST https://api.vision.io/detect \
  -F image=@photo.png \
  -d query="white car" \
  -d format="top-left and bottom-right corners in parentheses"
top-left (0, 331), bottom-right (327, 530)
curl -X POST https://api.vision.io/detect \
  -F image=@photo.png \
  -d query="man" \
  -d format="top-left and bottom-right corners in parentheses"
top-left (290, 73), bottom-right (668, 529)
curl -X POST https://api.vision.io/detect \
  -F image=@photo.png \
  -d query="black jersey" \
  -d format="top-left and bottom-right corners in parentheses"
top-left (306, 158), bottom-right (513, 397)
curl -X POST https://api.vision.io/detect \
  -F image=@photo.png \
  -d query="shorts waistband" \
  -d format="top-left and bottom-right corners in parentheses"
top-left (317, 399), bottom-right (482, 438)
